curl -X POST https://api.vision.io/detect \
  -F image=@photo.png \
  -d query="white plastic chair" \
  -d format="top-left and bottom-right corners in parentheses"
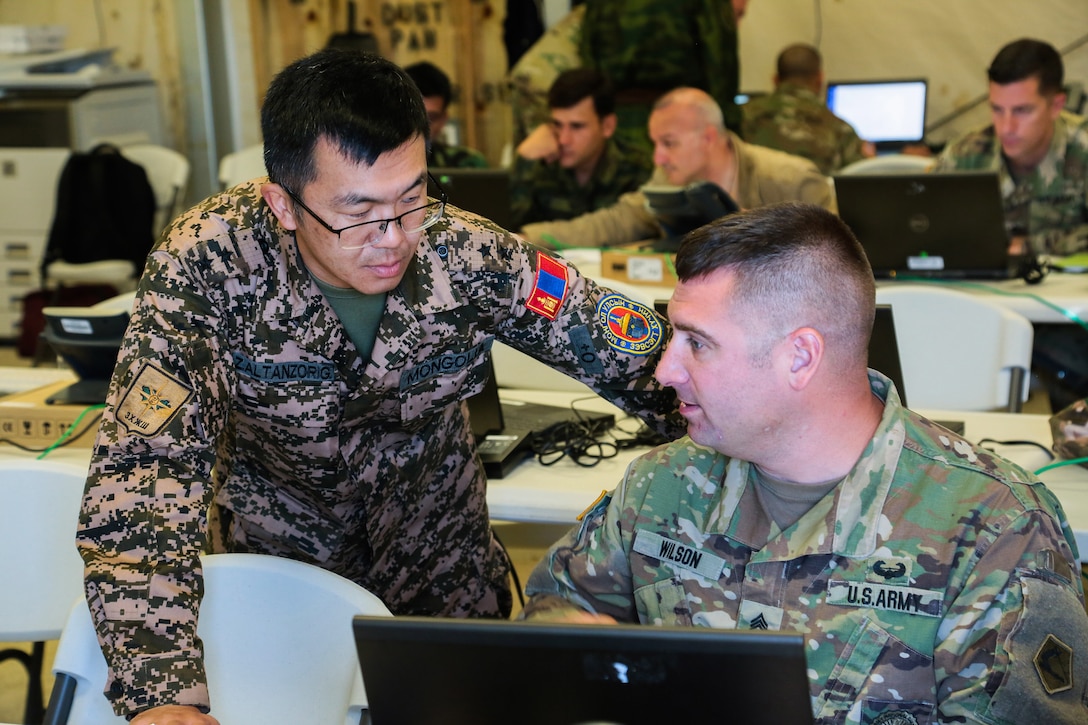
top-left (42, 553), bottom-right (392, 725)
top-left (875, 284), bottom-right (1034, 412)
top-left (218, 143), bottom-right (266, 189)
top-left (44, 144), bottom-right (190, 294)
top-left (118, 144), bottom-right (190, 238)
top-left (837, 154), bottom-right (935, 175)
top-left (0, 460), bottom-right (91, 724)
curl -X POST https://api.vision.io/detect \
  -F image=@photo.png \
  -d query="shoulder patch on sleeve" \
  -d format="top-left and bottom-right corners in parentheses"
top-left (595, 293), bottom-right (663, 355)
top-left (525, 250), bottom-right (569, 320)
top-left (577, 490), bottom-right (611, 522)
top-left (1035, 634), bottom-right (1074, 694)
top-left (116, 363), bottom-right (194, 438)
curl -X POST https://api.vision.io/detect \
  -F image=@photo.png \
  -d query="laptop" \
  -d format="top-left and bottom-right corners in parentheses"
top-left (429, 167), bottom-right (515, 231)
top-left (826, 78), bottom-right (927, 151)
top-left (466, 359), bottom-right (615, 478)
top-left (834, 171), bottom-right (1019, 280)
top-left (353, 615), bottom-right (814, 725)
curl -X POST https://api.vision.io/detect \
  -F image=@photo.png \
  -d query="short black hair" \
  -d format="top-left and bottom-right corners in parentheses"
top-left (548, 68), bottom-right (616, 118)
top-left (404, 60), bottom-right (453, 107)
top-left (988, 38), bottom-right (1064, 95)
top-left (261, 49), bottom-right (429, 194)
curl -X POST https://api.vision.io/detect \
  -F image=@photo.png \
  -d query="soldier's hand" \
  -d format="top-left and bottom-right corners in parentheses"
top-left (130, 704), bottom-right (220, 725)
top-left (517, 123), bottom-right (560, 163)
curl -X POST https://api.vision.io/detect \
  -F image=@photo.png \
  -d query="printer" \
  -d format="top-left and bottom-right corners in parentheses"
top-left (0, 47), bottom-right (163, 149)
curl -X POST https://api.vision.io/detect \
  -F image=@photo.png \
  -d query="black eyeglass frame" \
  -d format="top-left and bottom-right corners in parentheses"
top-left (281, 171), bottom-right (448, 249)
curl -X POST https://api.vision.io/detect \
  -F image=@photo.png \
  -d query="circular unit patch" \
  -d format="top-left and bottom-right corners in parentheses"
top-left (595, 293), bottom-right (664, 355)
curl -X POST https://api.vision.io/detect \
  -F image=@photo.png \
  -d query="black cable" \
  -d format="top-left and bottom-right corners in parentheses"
top-left (977, 437), bottom-right (1055, 460)
top-left (530, 418), bottom-right (618, 467)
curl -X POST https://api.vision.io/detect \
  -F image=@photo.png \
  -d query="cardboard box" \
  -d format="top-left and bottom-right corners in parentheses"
top-left (599, 250), bottom-right (678, 286)
top-left (0, 379), bottom-right (100, 449)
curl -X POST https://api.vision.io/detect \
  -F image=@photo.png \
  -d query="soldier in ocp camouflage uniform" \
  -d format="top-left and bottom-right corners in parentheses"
top-left (522, 203), bottom-right (1088, 723)
top-left (77, 50), bottom-right (683, 725)
top-left (742, 44), bottom-right (870, 175)
top-left (934, 38), bottom-right (1088, 256)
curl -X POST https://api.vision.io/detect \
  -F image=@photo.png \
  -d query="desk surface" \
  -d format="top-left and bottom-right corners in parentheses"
top-left (559, 248), bottom-right (1088, 325)
top-left (9, 388), bottom-right (1088, 560)
top-left (487, 391), bottom-right (1088, 562)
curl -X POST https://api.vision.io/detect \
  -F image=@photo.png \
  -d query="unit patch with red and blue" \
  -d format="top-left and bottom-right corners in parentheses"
top-left (596, 293), bottom-right (663, 355)
top-left (525, 251), bottom-right (570, 320)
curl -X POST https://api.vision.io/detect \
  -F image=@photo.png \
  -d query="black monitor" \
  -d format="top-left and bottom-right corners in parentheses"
top-left (641, 181), bottom-right (739, 252)
top-left (41, 304), bottom-right (130, 405)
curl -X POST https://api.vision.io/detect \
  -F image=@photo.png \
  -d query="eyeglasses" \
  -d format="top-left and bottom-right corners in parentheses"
top-left (282, 173), bottom-right (447, 250)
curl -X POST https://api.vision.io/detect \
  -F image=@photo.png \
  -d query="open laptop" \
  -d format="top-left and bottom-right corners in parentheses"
top-left (429, 167), bottom-right (515, 231)
top-left (835, 171), bottom-right (1020, 280)
top-left (466, 359), bottom-right (615, 478)
top-left (353, 615), bottom-right (814, 725)
top-left (826, 78), bottom-right (927, 151)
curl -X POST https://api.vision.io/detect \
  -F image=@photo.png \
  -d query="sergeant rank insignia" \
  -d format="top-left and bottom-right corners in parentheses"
top-left (117, 362), bottom-right (194, 437)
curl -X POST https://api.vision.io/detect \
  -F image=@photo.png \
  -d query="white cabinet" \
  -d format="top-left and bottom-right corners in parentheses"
top-left (0, 148), bottom-right (70, 337)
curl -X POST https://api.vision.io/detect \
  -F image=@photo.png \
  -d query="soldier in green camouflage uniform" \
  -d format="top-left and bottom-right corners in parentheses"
top-left (77, 50), bottom-right (682, 724)
top-left (578, 0), bottom-right (741, 155)
top-left (510, 68), bottom-right (653, 229)
top-left (506, 4), bottom-right (585, 148)
top-left (742, 44), bottom-right (869, 175)
top-left (405, 60), bottom-right (489, 169)
top-left (934, 39), bottom-right (1088, 256)
top-left (523, 203), bottom-right (1088, 723)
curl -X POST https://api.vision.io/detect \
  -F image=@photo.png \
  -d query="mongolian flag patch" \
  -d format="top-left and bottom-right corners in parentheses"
top-left (525, 251), bottom-right (569, 320)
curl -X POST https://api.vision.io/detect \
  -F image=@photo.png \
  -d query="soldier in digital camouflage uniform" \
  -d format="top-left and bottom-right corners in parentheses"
top-left (510, 68), bottom-right (653, 229)
top-left (76, 49), bottom-right (683, 725)
top-left (578, 0), bottom-right (741, 155)
top-left (936, 39), bottom-right (1088, 414)
top-left (934, 39), bottom-right (1088, 257)
top-left (742, 44), bottom-right (870, 175)
top-left (522, 203), bottom-right (1088, 724)
top-left (405, 60), bottom-right (488, 169)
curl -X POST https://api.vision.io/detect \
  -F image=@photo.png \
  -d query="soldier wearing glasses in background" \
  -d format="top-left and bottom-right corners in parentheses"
top-left (78, 49), bottom-right (682, 725)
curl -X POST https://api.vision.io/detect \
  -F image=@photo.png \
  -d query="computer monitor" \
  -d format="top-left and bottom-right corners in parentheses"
top-left (641, 181), bottom-right (739, 251)
top-left (428, 167), bottom-right (515, 231)
top-left (826, 79), bottom-right (928, 148)
top-left (354, 615), bottom-right (814, 725)
top-left (41, 304), bottom-right (130, 405)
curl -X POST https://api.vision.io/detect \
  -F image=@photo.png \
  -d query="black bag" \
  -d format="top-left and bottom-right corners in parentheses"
top-left (40, 143), bottom-right (158, 279)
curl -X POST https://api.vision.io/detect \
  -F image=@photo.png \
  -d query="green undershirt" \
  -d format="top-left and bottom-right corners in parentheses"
top-left (311, 275), bottom-right (386, 362)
